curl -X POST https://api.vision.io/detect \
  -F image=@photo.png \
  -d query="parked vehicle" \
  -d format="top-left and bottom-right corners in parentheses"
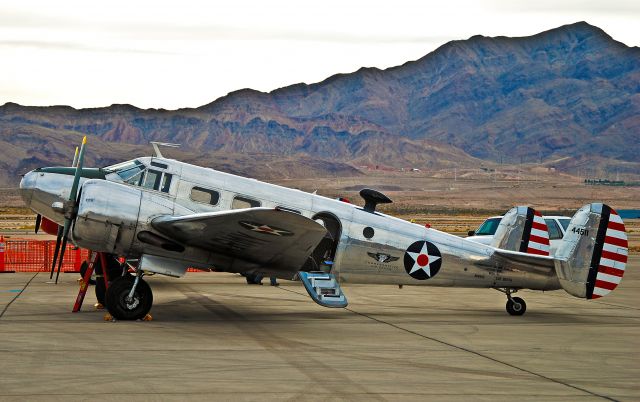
top-left (467, 215), bottom-right (571, 255)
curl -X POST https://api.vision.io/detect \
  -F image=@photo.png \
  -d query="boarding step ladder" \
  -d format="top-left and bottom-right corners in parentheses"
top-left (298, 271), bottom-right (348, 308)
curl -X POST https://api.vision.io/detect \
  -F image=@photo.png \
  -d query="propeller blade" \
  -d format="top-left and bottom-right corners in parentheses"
top-left (71, 146), bottom-right (79, 168)
top-left (35, 214), bottom-right (42, 234)
top-left (50, 225), bottom-right (63, 279)
top-left (68, 136), bottom-right (87, 204)
top-left (54, 219), bottom-right (71, 284)
top-left (53, 136), bottom-right (87, 284)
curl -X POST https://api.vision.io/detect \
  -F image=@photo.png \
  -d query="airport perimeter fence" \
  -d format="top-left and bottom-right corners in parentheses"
top-left (0, 238), bottom-right (202, 273)
top-left (0, 238), bottom-right (88, 273)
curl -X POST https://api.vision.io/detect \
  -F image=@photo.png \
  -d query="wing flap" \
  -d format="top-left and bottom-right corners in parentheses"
top-left (152, 208), bottom-right (328, 272)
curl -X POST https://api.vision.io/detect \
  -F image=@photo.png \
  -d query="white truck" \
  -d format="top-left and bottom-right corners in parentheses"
top-left (467, 215), bottom-right (571, 255)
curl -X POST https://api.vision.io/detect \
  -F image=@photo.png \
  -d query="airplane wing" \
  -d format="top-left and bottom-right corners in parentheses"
top-left (151, 208), bottom-right (328, 273)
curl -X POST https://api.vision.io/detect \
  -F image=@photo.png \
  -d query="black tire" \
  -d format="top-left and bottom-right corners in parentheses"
top-left (94, 256), bottom-right (126, 306)
top-left (105, 276), bottom-right (153, 320)
top-left (95, 279), bottom-right (106, 306)
top-left (506, 297), bottom-right (526, 316)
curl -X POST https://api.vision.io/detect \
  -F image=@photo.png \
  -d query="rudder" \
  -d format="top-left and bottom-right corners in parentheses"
top-left (491, 206), bottom-right (550, 256)
top-left (554, 203), bottom-right (628, 299)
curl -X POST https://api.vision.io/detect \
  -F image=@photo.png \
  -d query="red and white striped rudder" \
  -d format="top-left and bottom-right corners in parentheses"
top-left (554, 203), bottom-right (628, 300)
top-left (490, 206), bottom-right (550, 256)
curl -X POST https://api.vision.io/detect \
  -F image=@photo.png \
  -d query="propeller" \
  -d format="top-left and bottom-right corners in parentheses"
top-left (49, 137), bottom-right (87, 284)
top-left (35, 214), bottom-right (42, 234)
top-left (49, 226), bottom-right (63, 279)
top-left (71, 146), bottom-right (79, 168)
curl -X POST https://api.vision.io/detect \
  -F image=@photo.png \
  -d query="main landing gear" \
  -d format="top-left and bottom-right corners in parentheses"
top-left (105, 270), bottom-right (153, 320)
top-left (495, 288), bottom-right (527, 316)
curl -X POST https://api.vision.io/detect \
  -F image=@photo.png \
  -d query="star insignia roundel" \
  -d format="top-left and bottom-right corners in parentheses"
top-left (403, 241), bottom-right (442, 280)
top-left (239, 221), bottom-right (294, 236)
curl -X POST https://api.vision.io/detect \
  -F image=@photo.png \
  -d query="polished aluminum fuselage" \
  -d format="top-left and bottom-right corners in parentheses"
top-left (20, 157), bottom-right (561, 290)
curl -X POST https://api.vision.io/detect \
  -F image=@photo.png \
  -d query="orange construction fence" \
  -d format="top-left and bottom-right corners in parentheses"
top-left (0, 238), bottom-right (89, 273)
top-left (0, 238), bottom-right (203, 273)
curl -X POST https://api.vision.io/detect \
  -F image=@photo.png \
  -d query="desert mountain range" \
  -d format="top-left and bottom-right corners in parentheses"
top-left (1, 21), bottom-right (638, 186)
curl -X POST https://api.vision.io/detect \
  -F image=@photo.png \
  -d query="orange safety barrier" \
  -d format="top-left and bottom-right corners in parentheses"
top-left (2, 239), bottom-right (89, 273)
top-left (0, 239), bottom-right (204, 273)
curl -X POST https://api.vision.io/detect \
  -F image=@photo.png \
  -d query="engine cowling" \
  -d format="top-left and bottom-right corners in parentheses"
top-left (72, 179), bottom-right (142, 255)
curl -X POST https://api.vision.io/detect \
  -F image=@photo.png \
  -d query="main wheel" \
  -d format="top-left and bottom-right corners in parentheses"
top-left (506, 297), bottom-right (526, 316)
top-left (95, 256), bottom-right (126, 306)
top-left (105, 276), bottom-right (153, 320)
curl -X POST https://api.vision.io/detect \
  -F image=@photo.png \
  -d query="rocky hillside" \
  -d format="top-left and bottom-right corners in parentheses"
top-left (1, 21), bottom-right (638, 186)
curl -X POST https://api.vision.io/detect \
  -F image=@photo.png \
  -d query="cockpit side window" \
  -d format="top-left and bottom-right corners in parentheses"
top-left (142, 170), bottom-right (162, 190)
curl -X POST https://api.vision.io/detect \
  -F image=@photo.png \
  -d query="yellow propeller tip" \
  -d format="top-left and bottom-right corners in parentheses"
top-left (82, 136), bottom-right (87, 144)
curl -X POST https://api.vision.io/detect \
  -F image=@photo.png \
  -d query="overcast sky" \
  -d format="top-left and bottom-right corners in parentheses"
top-left (1, 0), bottom-right (638, 109)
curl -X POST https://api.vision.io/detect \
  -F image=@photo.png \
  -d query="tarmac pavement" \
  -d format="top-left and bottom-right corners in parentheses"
top-left (0, 256), bottom-right (638, 401)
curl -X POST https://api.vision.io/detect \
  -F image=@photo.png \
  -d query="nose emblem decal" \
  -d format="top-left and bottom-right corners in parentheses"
top-left (404, 241), bottom-right (442, 280)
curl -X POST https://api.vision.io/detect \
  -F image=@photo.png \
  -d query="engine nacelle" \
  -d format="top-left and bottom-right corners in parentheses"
top-left (73, 179), bottom-right (143, 255)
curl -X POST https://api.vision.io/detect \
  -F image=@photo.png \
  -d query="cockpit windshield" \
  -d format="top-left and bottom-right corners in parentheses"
top-left (105, 160), bottom-right (146, 185)
top-left (105, 159), bottom-right (173, 193)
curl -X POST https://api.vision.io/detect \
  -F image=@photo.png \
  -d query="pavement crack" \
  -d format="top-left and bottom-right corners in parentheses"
top-left (0, 272), bottom-right (38, 320)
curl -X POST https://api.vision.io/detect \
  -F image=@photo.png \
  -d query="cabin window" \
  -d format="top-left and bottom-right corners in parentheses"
top-left (190, 186), bottom-right (220, 205)
top-left (232, 196), bottom-right (261, 209)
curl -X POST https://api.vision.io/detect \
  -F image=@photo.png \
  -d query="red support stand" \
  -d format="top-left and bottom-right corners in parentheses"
top-left (72, 252), bottom-right (98, 312)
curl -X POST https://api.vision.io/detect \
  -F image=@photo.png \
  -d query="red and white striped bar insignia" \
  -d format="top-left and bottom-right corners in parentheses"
top-left (591, 209), bottom-right (628, 299)
top-left (527, 210), bottom-right (550, 256)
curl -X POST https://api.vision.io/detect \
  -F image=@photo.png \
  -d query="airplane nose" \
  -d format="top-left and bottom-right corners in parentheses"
top-left (19, 170), bottom-right (38, 205)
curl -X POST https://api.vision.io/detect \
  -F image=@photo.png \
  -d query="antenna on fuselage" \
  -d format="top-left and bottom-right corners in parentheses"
top-left (150, 142), bottom-right (180, 158)
top-left (359, 188), bottom-right (392, 213)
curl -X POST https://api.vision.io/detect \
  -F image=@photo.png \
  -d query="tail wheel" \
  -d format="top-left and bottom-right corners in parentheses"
top-left (105, 276), bottom-right (153, 320)
top-left (506, 296), bottom-right (526, 316)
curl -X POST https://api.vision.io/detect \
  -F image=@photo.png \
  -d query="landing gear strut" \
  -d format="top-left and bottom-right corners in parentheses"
top-left (495, 288), bottom-right (526, 316)
top-left (105, 270), bottom-right (153, 320)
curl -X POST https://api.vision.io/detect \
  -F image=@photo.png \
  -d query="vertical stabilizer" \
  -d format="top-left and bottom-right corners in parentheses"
top-left (554, 203), bottom-right (628, 299)
top-left (491, 206), bottom-right (550, 256)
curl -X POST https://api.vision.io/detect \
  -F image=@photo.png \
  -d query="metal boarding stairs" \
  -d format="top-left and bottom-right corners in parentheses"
top-left (298, 271), bottom-right (348, 308)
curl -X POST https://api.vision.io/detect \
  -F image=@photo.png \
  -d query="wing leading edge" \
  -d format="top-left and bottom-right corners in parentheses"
top-left (151, 208), bottom-right (328, 273)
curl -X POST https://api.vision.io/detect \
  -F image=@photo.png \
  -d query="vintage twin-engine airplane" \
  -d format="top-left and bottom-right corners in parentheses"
top-left (20, 139), bottom-right (629, 320)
